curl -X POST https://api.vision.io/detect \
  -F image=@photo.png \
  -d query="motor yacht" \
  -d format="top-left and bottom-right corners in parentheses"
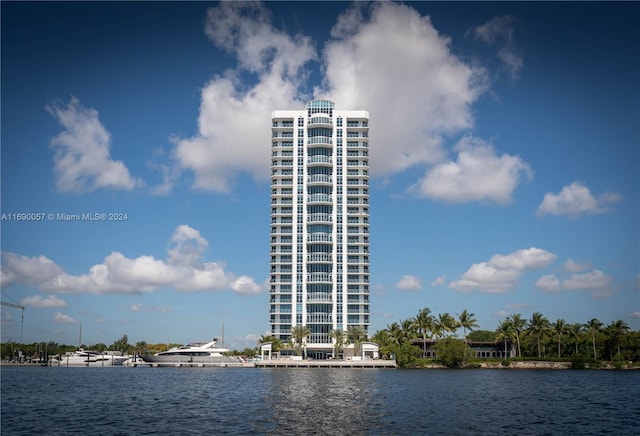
top-left (52, 349), bottom-right (129, 367)
top-left (141, 339), bottom-right (243, 366)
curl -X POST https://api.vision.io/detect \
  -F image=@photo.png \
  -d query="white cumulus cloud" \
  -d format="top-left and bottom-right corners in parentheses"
top-left (537, 181), bottom-right (622, 218)
top-left (564, 258), bottom-right (590, 273)
top-left (128, 303), bottom-right (170, 313)
top-left (230, 276), bottom-right (264, 295)
top-left (535, 269), bottom-right (613, 294)
top-left (562, 270), bottom-right (612, 290)
top-left (46, 97), bottom-right (140, 192)
top-left (175, 2), bottom-right (315, 192)
top-left (0, 253), bottom-right (63, 288)
top-left (414, 136), bottom-right (532, 204)
top-left (534, 274), bottom-right (561, 292)
top-left (21, 294), bottom-right (67, 308)
top-left (450, 247), bottom-right (556, 293)
top-left (1, 225), bottom-right (261, 295)
top-left (430, 275), bottom-right (447, 287)
top-left (175, 2), bottom-right (494, 194)
top-left (320, 2), bottom-right (486, 176)
top-left (395, 275), bottom-right (422, 291)
top-left (53, 312), bottom-right (77, 324)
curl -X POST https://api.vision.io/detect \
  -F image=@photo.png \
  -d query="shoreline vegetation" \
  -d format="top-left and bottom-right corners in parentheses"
top-left (2, 308), bottom-right (639, 370)
top-left (367, 308), bottom-right (639, 369)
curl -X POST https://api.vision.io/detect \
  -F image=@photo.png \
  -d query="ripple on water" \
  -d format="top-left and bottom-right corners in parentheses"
top-left (2, 367), bottom-right (639, 435)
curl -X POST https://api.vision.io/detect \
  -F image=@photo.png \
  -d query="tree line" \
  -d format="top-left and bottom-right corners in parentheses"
top-left (3, 310), bottom-right (638, 366)
top-left (0, 335), bottom-right (174, 362)
top-left (367, 308), bottom-right (639, 367)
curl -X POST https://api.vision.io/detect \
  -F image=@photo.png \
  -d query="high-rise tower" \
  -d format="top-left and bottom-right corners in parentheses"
top-left (270, 100), bottom-right (370, 358)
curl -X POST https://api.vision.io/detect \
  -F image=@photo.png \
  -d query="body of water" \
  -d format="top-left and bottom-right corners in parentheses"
top-left (2, 366), bottom-right (638, 435)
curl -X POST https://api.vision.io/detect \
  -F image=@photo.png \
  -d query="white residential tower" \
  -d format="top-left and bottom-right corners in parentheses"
top-left (270, 99), bottom-right (370, 358)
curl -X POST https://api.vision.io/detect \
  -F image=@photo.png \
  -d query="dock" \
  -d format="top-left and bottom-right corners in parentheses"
top-left (255, 359), bottom-right (396, 368)
top-left (147, 362), bottom-right (253, 368)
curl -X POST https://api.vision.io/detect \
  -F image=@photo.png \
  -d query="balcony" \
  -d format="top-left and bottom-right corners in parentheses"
top-left (272, 132), bottom-right (294, 140)
top-left (346, 141), bottom-right (368, 148)
top-left (272, 120), bottom-right (294, 128)
top-left (307, 194), bottom-right (332, 204)
top-left (306, 292), bottom-right (332, 303)
top-left (346, 132), bottom-right (368, 140)
top-left (308, 116), bottom-right (332, 127)
top-left (307, 175), bottom-right (332, 184)
top-left (307, 273), bottom-right (332, 283)
top-left (306, 313), bottom-right (333, 324)
top-left (308, 136), bottom-right (332, 146)
top-left (307, 213), bottom-right (332, 223)
top-left (307, 233), bottom-right (332, 243)
top-left (307, 253), bottom-right (332, 263)
top-left (308, 156), bottom-right (332, 165)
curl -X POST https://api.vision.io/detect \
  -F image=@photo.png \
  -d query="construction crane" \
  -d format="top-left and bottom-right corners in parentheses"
top-left (1, 301), bottom-right (25, 342)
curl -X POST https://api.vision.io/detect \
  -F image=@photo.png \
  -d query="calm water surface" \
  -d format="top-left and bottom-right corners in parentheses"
top-left (2, 366), bottom-right (638, 435)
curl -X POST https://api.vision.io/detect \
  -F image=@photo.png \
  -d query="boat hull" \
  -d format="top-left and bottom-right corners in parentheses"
top-left (141, 355), bottom-right (241, 365)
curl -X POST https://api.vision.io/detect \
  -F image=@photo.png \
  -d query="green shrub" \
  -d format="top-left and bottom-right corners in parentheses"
top-left (433, 338), bottom-right (474, 368)
top-left (613, 359), bottom-right (626, 370)
top-left (571, 355), bottom-right (586, 370)
top-left (501, 359), bottom-right (511, 367)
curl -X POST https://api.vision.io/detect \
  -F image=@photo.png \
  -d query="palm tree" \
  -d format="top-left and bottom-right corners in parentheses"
top-left (457, 309), bottom-right (479, 343)
top-left (413, 308), bottom-right (434, 357)
top-left (527, 312), bottom-right (550, 358)
top-left (437, 313), bottom-right (459, 338)
top-left (346, 325), bottom-right (367, 358)
top-left (568, 323), bottom-right (584, 355)
top-left (370, 329), bottom-right (392, 359)
top-left (387, 322), bottom-right (405, 346)
top-left (290, 325), bottom-right (311, 357)
top-left (508, 313), bottom-right (526, 358)
top-left (258, 335), bottom-right (284, 352)
top-left (551, 319), bottom-right (567, 358)
top-left (432, 319), bottom-right (445, 340)
top-left (584, 318), bottom-right (603, 360)
top-left (329, 329), bottom-right (346, 358)
top-left (401, 318), bottom-right (418, 341)
top-left (134, 341), bottom-right (148, 357)
top-left (495, 319), bottom-right (514, 358)
top-left (605, 320), bottom-right (630, 360)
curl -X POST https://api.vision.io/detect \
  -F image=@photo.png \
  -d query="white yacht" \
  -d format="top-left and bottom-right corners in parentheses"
top-left (52, 349), bottom-right (130, 367)
top-left (141, 339), bottom-right (243, 366)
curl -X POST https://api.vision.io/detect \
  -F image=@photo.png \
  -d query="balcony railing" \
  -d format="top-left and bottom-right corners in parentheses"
top-left (308, 194), bottom-right (332, 203)
top-left (306, 292), bottom-right (332, 303)
top-left (308, 136), bottom-right (332, 146)
top-left (306, 313), bottom-right (333, 323)
top-left (308, 156), bottom-right (332, 164)
top-left (307, 253), bottom-right (332, 263)
top-left (307, 273), bottom-right (332, 282)
top-left (307, 213), bottom-right (332, 223)
top-left (308, 116), bottom-right (332, 126)
top-left (308, 175), bottom-right (332, 184)
top-left (308, 233), bottom-right (332, 242)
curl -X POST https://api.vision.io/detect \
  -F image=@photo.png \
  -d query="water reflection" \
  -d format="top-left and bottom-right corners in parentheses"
top-left (254, 369), bottom-right (382, 434)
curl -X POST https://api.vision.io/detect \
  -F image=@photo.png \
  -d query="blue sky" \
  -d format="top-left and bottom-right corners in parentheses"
top-left (1, 1), bottom-right (638, 350)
